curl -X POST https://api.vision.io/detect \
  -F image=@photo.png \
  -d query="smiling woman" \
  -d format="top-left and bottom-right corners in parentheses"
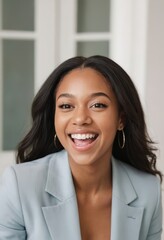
top-left (55, 68), bottom-right (122, 168)
top-left (0, 56), bottom-right (163, 240)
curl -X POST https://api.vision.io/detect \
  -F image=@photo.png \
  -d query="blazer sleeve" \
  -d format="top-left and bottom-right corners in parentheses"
top-left (146, 178), bottom-right (163, 240)
top-left (0, 166), bottom-right (26, 239)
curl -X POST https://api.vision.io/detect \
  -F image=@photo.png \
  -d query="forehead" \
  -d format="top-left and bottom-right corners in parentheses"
top-left (56, 67), bottom-right (112, 95)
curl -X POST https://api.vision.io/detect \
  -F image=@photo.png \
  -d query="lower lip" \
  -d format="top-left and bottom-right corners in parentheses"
top-left (70, 137), bottom-right (98, 152)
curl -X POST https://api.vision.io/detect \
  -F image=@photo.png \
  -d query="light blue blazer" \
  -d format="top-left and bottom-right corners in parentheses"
top-left (0, 150), bottom-right (162, 239)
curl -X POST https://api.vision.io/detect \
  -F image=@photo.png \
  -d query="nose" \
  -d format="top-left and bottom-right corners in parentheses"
top-left (72, 107), bottom-right (92, 126)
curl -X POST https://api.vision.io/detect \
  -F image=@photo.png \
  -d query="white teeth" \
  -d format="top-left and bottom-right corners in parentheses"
top-left (71, 134), bottom-right (96, 140)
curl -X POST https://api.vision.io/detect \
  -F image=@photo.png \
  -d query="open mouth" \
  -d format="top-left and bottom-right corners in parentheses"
top-left (69, 133), bottom-right (98, 147)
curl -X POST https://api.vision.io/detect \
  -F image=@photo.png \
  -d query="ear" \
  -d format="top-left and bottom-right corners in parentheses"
top-left (118, 112), bottom-right (126, 130)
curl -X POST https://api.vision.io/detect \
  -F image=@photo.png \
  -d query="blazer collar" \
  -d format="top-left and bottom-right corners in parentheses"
top-left (45, 150), bottom-right (75, 201)
top-left (111, 157), bottom-right (144, 240)
top-left (111, 157), bottom-right (137, 204)
top-left (42, 150), bottom-right (81, 240)
top-left (43, 151), bottom-right (144, 240)
top-left (45, 151), bottom-right (138, 203)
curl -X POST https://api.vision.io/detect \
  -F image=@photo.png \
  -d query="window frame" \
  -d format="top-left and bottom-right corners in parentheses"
top-left (0, 0), bottom-right (57, 167)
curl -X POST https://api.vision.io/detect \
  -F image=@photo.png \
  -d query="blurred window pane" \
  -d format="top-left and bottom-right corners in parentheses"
top-left (2, 40), bottom-right (34, 150)
top-left (77, 41), bottom-right (109, 57)
top-left (77, 0), bottom-right (110, 32)
top-left (2, 0), bottom-right (34, 31)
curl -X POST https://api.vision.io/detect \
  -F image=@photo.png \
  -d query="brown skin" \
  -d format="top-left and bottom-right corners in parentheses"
top-left (55, 68), bottom-right (124, 239)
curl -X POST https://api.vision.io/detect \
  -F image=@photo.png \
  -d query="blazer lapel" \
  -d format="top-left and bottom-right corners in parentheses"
top-left (42, 150), bottom-right (81, 240)
top-left (111, 158), bottom-right (144, 240)
top-left (42, 151), bottom-right (144, 240)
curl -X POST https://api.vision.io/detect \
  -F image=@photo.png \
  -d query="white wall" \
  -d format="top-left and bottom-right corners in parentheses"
top-left (145, 0), bottom-right (164, 235)
top-left (145, 0), bottom-right (164, 178)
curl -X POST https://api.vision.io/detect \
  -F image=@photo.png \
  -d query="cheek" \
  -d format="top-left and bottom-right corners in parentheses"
top-left (54, 111), bottom-right (61, 132)
top-left (98, 117), bottom-right (120, 144)
top-left (97, 111), bottom-right (119, 130)
top-left (54, 111), bottom-right (69, 133)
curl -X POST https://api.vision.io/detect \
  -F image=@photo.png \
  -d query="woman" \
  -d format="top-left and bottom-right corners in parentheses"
top-left (0, 56), bottom-right (162, 240)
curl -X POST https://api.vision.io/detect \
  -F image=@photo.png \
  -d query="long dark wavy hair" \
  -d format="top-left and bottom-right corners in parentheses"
top-left (16, 55), bottom-right (162, 181)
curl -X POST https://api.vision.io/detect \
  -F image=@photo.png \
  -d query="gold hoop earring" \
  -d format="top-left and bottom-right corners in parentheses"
top-left (118, 129), bottom-right (125, 149)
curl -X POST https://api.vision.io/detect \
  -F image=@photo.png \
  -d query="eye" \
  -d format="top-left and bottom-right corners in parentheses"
top-left (58, 104), bottom-right (74, 109)
top-left (91, 103), bottom-right (107, 108)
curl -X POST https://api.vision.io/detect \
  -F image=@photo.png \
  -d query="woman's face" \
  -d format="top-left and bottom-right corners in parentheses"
top-left (55, 67), bottom-right (124, 166)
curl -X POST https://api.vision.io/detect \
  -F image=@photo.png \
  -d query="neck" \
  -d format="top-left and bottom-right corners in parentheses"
top-left (69, 156), bottom-right (112, 196)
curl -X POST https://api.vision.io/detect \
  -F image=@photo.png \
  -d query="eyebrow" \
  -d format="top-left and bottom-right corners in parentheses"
top-left (57, 92), bottom-right (111, 100)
